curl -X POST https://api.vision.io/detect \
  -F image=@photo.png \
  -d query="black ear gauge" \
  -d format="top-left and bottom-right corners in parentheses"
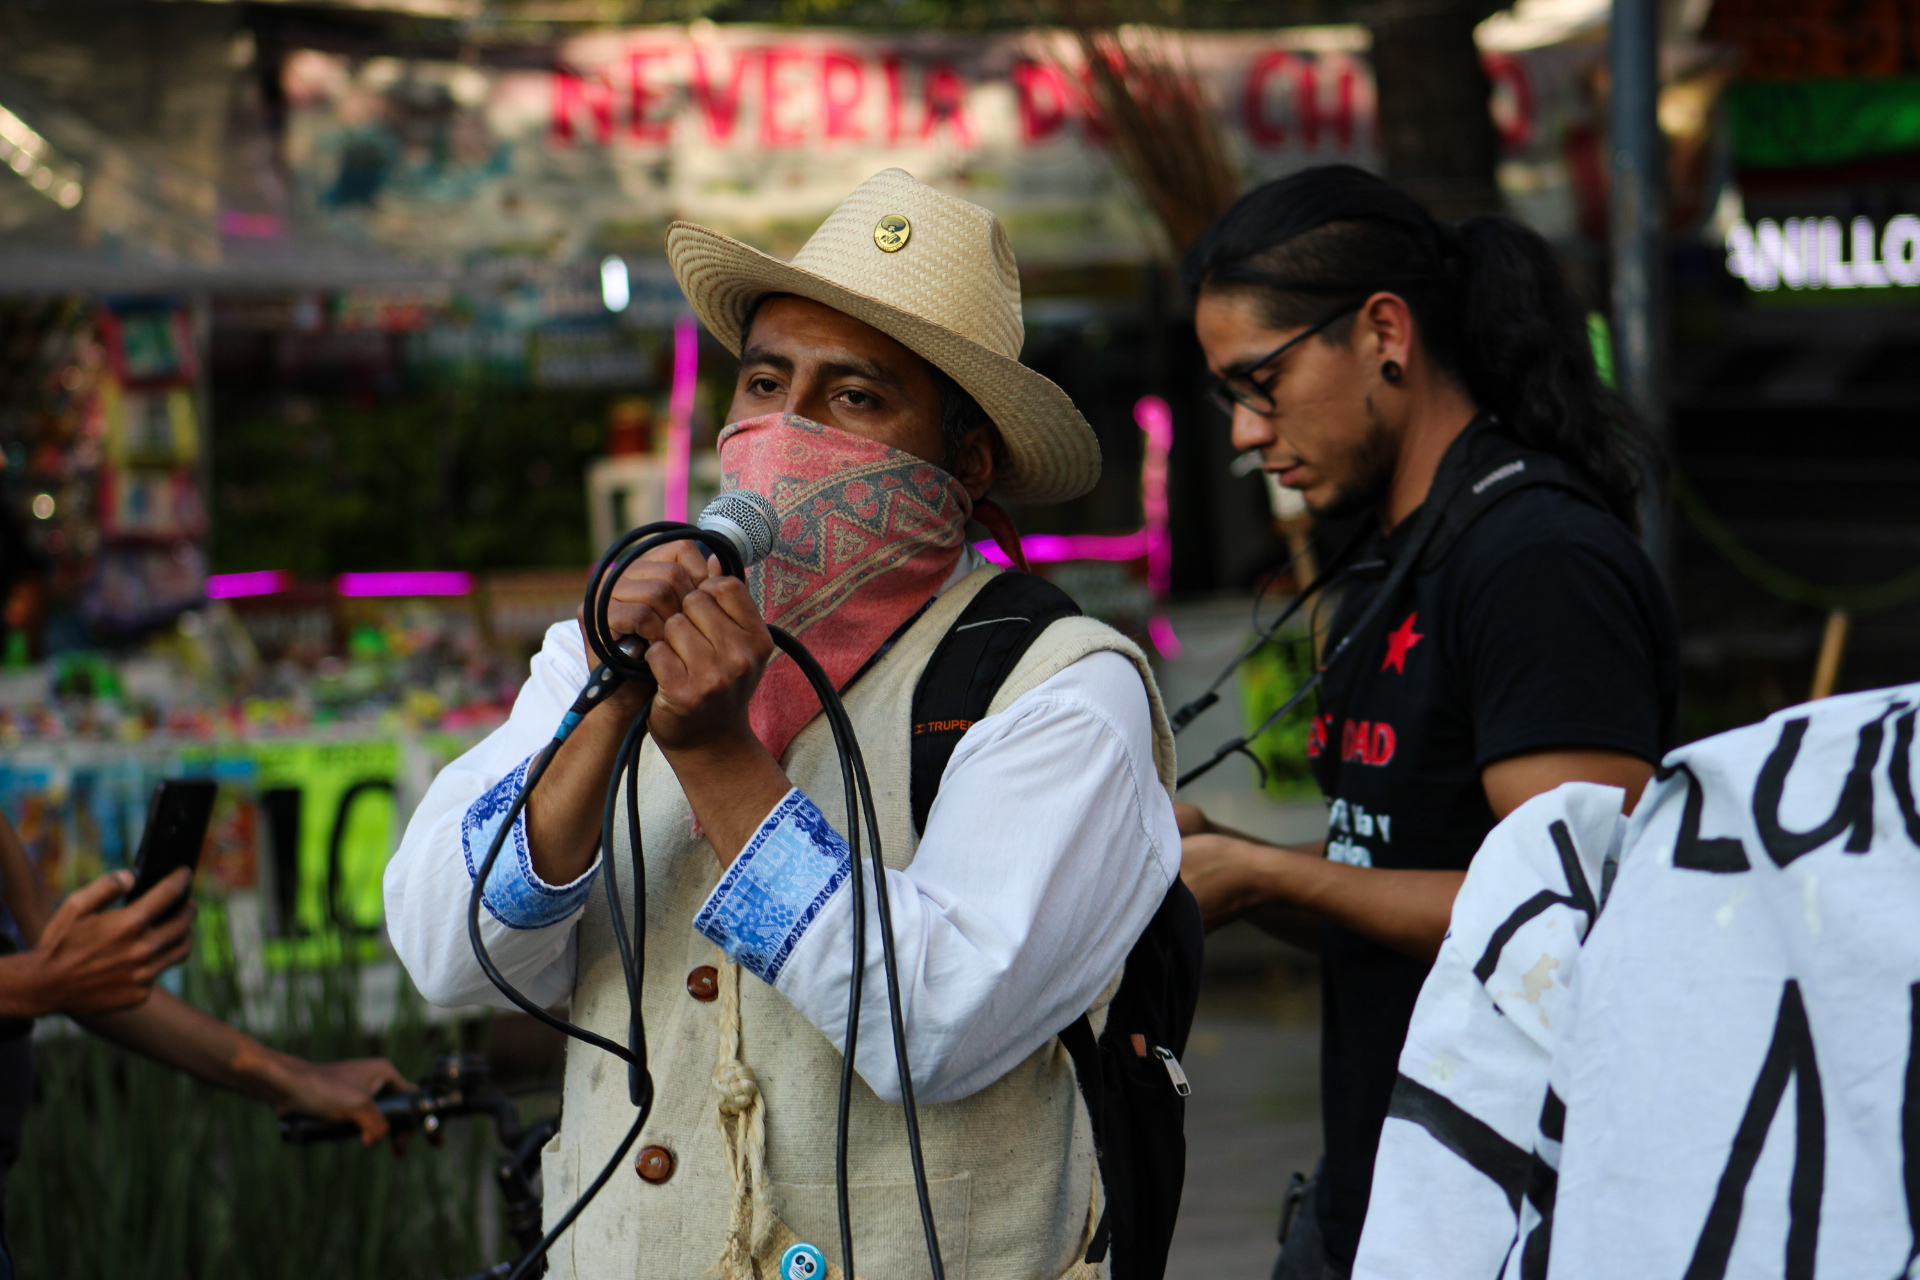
top-left (1381, 359), bottom-right (1403, 384)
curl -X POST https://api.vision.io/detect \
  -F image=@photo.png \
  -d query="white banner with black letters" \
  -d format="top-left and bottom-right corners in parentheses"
top-left (1354, 782), bottom-right (1624, 1279)
top-left (1358, 682), bottom-right (1920, 1279)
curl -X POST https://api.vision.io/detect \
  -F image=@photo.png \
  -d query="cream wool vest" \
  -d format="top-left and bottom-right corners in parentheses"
top-left (541, 566), bottom-right (1177, 1280)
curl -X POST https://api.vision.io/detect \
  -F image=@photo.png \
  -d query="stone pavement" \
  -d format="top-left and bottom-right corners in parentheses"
top-left (1165, 1006), bottom-right (1323, 1279)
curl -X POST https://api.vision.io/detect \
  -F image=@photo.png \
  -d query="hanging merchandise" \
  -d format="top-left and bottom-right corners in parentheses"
top-left (0, 297), bottom-right (211, 648)
top-left (99, 307), bottom-right (199, 386)
top-left (88, 299), bottom-right (209, 632)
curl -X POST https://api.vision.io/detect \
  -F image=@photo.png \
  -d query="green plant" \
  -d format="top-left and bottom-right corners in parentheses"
top-left (8, 907), bottom-right (494, 1280)
top-left (1239, 632), bottom-right (1320, 800)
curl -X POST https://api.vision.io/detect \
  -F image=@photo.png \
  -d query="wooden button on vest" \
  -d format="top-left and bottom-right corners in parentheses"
top-left (635, 1145), bottom-right (676, 1184)
top-left (686, 965), bottom-right (719, 1002)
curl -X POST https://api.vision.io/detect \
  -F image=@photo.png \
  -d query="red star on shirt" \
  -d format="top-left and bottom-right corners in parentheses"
top-left (1382, 611), bottom-right (1425, 674)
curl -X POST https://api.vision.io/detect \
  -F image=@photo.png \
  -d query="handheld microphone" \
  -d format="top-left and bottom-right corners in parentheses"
top-left (558, 491), bottom-right (780, 741)
top-left (697, 488), bottom-right (779, 570)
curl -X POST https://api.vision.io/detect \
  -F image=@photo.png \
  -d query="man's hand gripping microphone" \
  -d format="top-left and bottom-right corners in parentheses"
top-left (558, 490), bottom-right (780, 742)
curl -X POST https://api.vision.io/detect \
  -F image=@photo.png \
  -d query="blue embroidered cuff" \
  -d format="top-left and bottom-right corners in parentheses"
top-left (693, 789), bottom-right (851, 985)
top-left (462, 755), bottom-right (598, 930)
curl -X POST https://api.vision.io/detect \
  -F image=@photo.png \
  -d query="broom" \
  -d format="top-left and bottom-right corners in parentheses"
top-left (1045, 2), bottom-right (1242, 259)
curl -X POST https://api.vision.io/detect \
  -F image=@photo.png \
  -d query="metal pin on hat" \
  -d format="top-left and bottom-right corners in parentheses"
top-left (873, 214), bottom-right (910, 252)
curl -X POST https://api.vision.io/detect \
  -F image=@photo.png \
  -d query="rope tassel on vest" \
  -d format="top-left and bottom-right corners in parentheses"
top-left (711, 961), bottom-right (775, 1280)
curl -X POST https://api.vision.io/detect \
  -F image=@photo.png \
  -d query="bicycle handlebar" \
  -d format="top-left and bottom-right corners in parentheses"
top-left (282, 1053), bottom-right (560, 1272)
top-left (278, 1053), bottom-right (531, 1147)
top-left (280, 1091), bottom-right (438, 1144)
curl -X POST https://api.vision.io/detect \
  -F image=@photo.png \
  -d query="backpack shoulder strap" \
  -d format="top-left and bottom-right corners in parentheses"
top-left (909, 570), bottom-right (1082, 836)
top-left (1417, 438), bottom-right (1608, 572)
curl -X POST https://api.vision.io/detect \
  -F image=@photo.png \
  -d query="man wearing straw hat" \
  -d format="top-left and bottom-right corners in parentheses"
top-left (387, 169), bottom-right (1182, 1279)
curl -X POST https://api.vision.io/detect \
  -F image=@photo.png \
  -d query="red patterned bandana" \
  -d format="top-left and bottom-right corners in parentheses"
top-left (718, 412), bottom-right (972, 761)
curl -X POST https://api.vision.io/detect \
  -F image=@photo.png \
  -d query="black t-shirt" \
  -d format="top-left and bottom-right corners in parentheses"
top-left (1304, 478), bottom-right (1678, 1268)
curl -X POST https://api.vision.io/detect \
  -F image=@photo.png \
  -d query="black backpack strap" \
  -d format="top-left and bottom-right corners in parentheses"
top-left (913, 568), bottom-right (1176, 1271)
top-left (1415, 429), bottom-right (1609, 573)
top-left (1062, 877), bottom-right (1204, 1272)
top-left (909, 571), bottom-right (1081, 835)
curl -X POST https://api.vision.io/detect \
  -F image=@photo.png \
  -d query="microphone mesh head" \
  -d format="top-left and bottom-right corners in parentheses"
top-left (699, 490), bottom-right (778, 567)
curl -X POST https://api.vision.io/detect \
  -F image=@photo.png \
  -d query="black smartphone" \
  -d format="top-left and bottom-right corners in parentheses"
top-left (125, 780), bottom-right (218, 914)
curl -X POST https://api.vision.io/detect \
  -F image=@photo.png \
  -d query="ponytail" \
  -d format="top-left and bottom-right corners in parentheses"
top-left (1451, 215), bottom-right (1654, 528)
top-left (1183, 165), bottom-right (1657, 529)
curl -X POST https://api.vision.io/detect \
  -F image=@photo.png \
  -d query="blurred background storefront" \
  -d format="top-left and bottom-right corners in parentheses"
top-left (3, 0), bottom-right (1918, 1274)
top-left (0, 0), bottom-right (1914, 1008)
top-left (0, 0), bottom-right (1585, 907)
top-left (2, 0), bottom-right (1915, 994)
top-left (1674, 0), bottom-right (1920, 735)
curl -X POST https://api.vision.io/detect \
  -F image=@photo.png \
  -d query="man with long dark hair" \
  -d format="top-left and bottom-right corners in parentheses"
top-left (1175, 165), bottom-right (1678, 1278)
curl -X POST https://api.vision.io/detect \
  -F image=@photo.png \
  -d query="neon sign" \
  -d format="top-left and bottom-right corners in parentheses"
top-left (205, 570), bottom-right (293, 599)
top-left (1725, 214), bottom-right (1920, 291)
top-left (974, 395), bottom-right (1182, 657)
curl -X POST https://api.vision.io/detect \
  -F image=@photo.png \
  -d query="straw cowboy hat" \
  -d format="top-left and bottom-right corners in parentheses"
top-left (666, 169), bottom-right (1101, 505)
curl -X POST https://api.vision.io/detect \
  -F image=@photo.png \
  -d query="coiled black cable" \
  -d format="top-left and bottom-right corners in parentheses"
top-left (771, 631), bottom-right (945, 1277)
top-left (1164, 520), bottom-right (1374, 740)
top-left (1175, 457), bottom-right (1484, 790)
top-left (465, 518), bottom-right (944, 1280)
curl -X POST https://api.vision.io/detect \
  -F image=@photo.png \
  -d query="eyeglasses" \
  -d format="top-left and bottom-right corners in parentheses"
top-left (1207, 301), bottom-right (1363, 417)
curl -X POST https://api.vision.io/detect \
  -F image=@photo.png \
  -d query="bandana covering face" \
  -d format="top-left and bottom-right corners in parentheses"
top-left (718, 412), bottom-right (971, 760)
